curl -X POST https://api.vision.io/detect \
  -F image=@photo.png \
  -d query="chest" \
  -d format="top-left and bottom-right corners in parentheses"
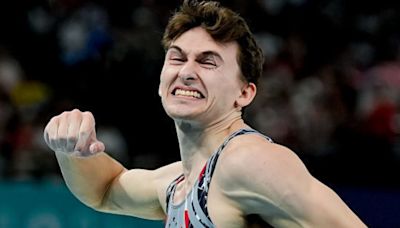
top-left (168, 178), bottom-right (246, 228)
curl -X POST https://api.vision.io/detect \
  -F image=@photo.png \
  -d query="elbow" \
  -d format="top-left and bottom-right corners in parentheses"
top-left (68, 181), bottom-right (117, 213)
top-left (70, 191), bottom-right (107, 212)
top-left (91, 173), bottom-right (125, 213)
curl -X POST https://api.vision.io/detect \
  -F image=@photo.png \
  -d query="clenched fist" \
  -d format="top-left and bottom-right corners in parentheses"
top-left (43, 109), bottom-right (105, 157)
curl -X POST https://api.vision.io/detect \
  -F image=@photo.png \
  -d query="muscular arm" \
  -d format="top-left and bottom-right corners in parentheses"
top-left (54, 151), bottom-right (126, 210)
top-left (215, 135), bottom-right (367, 227)
top-left (99, 162), bottom-right (182, 219)
top-left (44, 109), bottom-right (180, 220)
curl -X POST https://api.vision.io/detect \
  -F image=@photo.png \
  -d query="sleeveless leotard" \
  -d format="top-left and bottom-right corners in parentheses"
top-left (165, 128), bottom-right (273, 228)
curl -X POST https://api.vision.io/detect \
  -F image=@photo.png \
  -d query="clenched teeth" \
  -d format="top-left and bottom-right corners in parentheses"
top-left (174, 89), bottom-right (203, 98)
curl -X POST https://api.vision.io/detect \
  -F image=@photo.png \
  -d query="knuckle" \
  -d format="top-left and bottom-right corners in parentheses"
top-left (68, 110), bottom-right (81, 120)
top-left (49, 116), bottom-right (59, 124)
top-left (82, 111), bottom-right (95, 123)
top-left (82, 111), bottom-right (93, 118)
top-left (70, 109), bottom-right (83, 118)
top-left (61, 110), bottom-right (70, 116)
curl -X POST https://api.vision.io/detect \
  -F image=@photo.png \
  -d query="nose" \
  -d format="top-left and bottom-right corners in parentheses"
top-left (180, 73), bottom-right (196, 82)
top-left (178, 61), bottom-right (198, 83)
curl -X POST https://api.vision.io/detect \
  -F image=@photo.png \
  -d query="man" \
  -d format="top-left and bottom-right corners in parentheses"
top-left (43, 0), bottom-right (367, 227)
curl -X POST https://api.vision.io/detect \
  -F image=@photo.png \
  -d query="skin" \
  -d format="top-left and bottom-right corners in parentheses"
top-left (44, 27), bottom-right (367, 227)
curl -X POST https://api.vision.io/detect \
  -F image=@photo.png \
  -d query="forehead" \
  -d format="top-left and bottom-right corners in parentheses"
top-left (170, 27), bottom-right (239, 59)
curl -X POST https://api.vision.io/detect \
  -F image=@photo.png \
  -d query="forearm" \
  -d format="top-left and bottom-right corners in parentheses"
top-left (55, 151), bottom-right (125, 208)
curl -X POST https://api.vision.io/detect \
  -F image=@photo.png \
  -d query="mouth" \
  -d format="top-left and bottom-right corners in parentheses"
top-left (172, 88), bottom-right (205, 99)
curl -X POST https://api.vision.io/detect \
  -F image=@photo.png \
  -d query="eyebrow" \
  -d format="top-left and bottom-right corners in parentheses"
top-left (168, 45), bottom-right (224, 63)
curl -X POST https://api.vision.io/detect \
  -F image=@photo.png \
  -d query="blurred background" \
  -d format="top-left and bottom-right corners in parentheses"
top-left (0, 0), bottom-right (399, 227)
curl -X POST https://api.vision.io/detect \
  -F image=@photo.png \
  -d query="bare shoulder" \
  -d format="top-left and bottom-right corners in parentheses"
top-left (153, 161), bottom-right (183, 179)
top-left (153, 161), bottom-right (183, 210)
top-left (121, 161), bottom-right (183, 190)
top-left (213, 132), bottom-right (312, 210)
top-left (212, 133), bottom-right (367, 227)
top-left (153, 161), bottom-right (183, 188)
top-left (217, 132), bottom-right (309, 185)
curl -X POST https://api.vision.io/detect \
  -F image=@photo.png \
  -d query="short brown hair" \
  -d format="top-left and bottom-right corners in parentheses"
top-left (162, 0), bottom-right (264, 85)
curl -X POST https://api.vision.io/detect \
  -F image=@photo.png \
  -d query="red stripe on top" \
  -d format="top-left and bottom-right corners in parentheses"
top-left (198, 164), bottom-right (207, 181)
top-left (184, 210), bottom-right (190, 228)
top-left (177, 175), bottom-right (185, 184)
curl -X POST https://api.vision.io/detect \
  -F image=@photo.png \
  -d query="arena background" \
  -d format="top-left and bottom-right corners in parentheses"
top-left (0, 0), bottom-right (399, 227)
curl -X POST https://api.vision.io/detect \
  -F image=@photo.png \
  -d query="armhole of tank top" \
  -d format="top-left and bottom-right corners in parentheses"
top-left (165, 174), bottom-right (184, 212)
top-left (206, 128), bottom-right (273, 184)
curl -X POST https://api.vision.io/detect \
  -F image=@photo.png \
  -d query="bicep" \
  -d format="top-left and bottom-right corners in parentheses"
top-left (98, 162), bottom-right (183, 220)
top-left (219, 141), bottom-right (364, 227)
top-left (246, 158), bottom-right (365, 227)
top-left (99, 168), bottom-right (166, 220)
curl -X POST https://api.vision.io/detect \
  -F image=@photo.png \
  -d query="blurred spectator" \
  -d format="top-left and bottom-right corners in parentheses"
top-left (0, 49), bottom-right (22, 178)
top-left (0, 47), bottom-right (55, 180)
top-left (357, 59), bottom-right (400, 148)
top-left (57, 2), bottom-right (112, 66)
top-left (0, 0), bottom-right (399, 188)
top-left (96, 125), bottom-right (130, 166)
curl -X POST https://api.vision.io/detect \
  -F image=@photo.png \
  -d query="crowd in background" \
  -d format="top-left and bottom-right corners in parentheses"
top-left (0, 0), bottom-right (399, 189)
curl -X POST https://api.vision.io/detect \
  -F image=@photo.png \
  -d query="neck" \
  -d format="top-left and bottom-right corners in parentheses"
top-left (174, 112), bottom-right (248, 179)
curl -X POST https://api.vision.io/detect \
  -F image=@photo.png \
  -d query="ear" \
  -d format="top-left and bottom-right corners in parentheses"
top-left (158, 84), bottom-right (162, 97)
top-left (235, 82), bottom-right (256, 109)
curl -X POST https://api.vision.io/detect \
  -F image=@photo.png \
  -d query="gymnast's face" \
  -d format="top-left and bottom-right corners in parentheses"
top-left (159, 27), bottom-right (254, 125)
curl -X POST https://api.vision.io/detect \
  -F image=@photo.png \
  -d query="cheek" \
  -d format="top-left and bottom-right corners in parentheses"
top-left (158, 84), bottom-right (162, 97)
top-left (159, 67), bottom-right (176, 94)
top-left (160, 66), bottom-right (176, 81)
top-left (216, 79), bottom-right (242, 100)
top-left (158, 78), bottom-right (167, 97)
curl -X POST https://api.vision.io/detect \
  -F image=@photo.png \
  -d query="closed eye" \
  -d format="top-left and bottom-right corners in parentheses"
top-left (198, 60), bottom-right (217, 68)
top-left (169, 58), bottom-right (185, 64)
top-left (197, 54), bottom-right (218, 68)
top-left (203, 61), bottom-right (216, 66)
top-left (166, 46), bottom-right (186, 64)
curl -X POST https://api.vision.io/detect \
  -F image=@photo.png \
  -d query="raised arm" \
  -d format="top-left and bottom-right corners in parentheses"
top-left (43, 109), bottom-right (178, 219)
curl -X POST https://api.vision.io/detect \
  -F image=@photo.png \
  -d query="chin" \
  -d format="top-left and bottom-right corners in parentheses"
top-left (167, 111), bottom-right (194, 120)
top-left (165, 108), bottom-right (198, 121)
